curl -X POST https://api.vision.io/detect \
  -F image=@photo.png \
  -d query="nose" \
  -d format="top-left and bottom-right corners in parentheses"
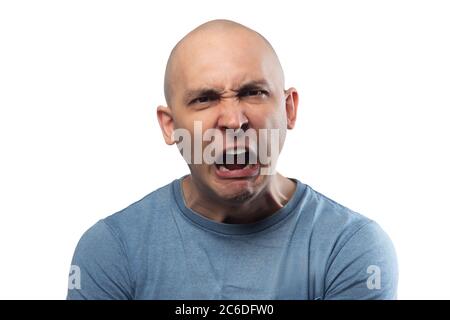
top-left (217, 99), bottom-right (249, 132)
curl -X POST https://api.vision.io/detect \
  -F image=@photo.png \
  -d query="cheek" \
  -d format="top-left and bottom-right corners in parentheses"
top-left (248, 107), bottom-right (285, 130)
top-left (246, 95), bottom-right (286, 127)
top-left (174, 110), bottom-right (215, 132)
top-left (247, 108), bottom-right (287, 152)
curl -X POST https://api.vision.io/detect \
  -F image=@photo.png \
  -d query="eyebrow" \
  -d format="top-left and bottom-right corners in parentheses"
top-left (183, 79), bottom-right (271, 104)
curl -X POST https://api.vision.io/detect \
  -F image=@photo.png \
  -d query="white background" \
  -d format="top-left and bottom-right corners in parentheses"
top-left (0, 0), bottom-right (449, 299)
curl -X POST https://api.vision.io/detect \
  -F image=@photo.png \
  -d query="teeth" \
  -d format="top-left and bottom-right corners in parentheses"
top-left (224, 147), bottom-right (246, 155)
top-left (218, 165), bottom-right (230, 171)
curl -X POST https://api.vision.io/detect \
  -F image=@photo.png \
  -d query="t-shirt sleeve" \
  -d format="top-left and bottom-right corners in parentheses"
top-left (323, 221), bottom-right (398, 300)
top-left (66, 220), bottom-right (134, 300)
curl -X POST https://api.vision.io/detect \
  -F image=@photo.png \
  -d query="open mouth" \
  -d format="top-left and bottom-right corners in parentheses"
top-left (214, 147), bottom-right (260, 178)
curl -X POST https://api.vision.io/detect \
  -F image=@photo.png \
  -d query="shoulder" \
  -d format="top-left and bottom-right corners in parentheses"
top-left (300, 183), bottom-right (396, 256)
top-left (68, 180), bottom-right (177, 299)
top-left (101, 180), bottom-right (175, 238)
top-left (74, 180), bottom-right (176, 261)
top-left (323, 219), bottom-right (398, 299)
top-left (297, 183), bottom-right (398, 299)
top-left (299, 183), bottom-right (374, 244)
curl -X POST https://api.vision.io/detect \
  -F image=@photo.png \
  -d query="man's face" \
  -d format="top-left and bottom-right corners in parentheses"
top-left (164, 29), bottom-right (294, 203)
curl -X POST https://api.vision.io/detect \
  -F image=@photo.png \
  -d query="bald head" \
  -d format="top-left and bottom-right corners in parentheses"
top-left (163, 19), bottom-right (285, 106)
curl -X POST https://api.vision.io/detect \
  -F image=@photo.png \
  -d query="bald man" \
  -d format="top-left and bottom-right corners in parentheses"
top-left (67, 20), bottom-right (398, 300)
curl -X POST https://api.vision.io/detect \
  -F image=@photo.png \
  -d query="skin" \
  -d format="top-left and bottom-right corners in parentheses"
top-left (157, 19), bottom-right (299, 224)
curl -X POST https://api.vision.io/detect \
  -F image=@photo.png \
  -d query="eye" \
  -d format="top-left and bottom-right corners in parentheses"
top-left (239, 89), bottom-right (269, 97)
top-left (190, 95), bottom-right (218, 105)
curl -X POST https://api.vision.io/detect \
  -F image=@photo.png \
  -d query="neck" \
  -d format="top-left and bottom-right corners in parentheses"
top-left (181, 173), bottom-right (297, 224)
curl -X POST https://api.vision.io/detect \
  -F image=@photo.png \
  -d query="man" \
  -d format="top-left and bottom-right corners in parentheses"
top-left (67, 19), bottom-right (398, 300)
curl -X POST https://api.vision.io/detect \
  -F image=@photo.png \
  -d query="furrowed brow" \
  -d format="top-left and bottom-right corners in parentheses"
top-left (234, 80), bottom-right (271, 92)
top-left (183, 80), bottom-right (271, 104)
top-left (183, 88), bottom-right (223, 104)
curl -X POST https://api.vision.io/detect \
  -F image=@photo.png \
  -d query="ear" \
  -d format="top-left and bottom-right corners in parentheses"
top-left (284, 87), bottom-right (299, 129)
top-left (157, 105), bottom-right (176, 145)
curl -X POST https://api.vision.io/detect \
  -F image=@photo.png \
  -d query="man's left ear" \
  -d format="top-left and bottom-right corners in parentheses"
top-left (284, 87), bottom-right (299, 129)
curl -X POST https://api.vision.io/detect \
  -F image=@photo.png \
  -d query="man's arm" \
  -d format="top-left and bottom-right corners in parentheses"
top-left (67, 220), bottom-right (134, 300)
top-left (324, 221), bottom-right (398, 300)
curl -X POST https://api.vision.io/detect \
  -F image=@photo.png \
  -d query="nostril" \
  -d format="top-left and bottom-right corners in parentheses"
top-left (241, 123), bottom-right (249, 132)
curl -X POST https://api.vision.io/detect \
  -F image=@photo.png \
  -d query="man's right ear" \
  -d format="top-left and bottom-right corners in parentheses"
top-left (157, 105), bottom-right (175, 145)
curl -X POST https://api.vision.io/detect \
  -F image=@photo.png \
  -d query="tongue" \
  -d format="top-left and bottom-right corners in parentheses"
top-left (224, 163), bottom-right (247, 170)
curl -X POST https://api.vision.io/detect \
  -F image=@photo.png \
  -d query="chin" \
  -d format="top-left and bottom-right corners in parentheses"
top-left (218, 188), bottom-right (254, 203)
top-left (211, 179), bottom-right (258, 204)
top-left (228, 190), bottom-right (254, 203)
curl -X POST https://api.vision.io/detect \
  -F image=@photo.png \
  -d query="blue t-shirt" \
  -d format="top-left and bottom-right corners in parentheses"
top-left (67, 177), bottom-right (398, 300)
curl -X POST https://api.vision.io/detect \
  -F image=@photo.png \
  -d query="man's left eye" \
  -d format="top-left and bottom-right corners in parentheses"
top-left (240, 90), bottom-right (268, 97)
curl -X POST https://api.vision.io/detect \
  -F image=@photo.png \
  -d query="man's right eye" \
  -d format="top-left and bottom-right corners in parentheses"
top-left (190, 96), bottom-right (216, 105)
